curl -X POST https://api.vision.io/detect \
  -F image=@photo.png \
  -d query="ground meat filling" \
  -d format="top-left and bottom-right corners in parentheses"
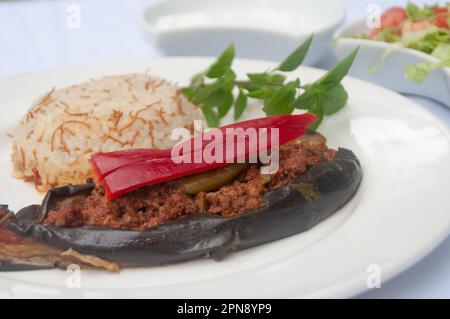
top-left (44, 133), bottom-right (335, 231)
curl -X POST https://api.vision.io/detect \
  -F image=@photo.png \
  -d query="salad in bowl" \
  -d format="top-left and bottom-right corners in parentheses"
top-left (334, 2), bottom-right (450, 107)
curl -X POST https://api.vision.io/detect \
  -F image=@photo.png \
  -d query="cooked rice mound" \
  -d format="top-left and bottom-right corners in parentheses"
top-left (11, 73), bottom-right (201, 191)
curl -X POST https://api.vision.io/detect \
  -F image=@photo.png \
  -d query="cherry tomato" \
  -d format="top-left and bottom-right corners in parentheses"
top-left (432, 6), bottom-right (449, 15)
top-left (433, 7), bottom-right (449, 29)
top-left (435, 15), bottom-right (449, 29)
top-left (381, 7), bottom-right (408, 28)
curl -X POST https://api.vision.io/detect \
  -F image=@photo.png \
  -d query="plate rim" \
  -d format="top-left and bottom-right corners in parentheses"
top-left (0, 57), bottom-right (449, 298)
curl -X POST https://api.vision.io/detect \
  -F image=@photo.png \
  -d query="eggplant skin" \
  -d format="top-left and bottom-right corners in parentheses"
top-left (0, 148), bottom-right (362, 271)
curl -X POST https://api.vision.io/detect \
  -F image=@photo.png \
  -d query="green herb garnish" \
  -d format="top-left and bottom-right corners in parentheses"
top-left (182, 36), bottom-right (359, 129)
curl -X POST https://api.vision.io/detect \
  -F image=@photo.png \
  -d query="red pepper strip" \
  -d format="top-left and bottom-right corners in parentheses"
top-left (92, 114), bottom-right (317, 179)
top-left (91, 149), bottom-right (171, 182)
top-left (105, 127), bottom-right (304, 200)
top-left (103, 113), bottom-right (317, 200)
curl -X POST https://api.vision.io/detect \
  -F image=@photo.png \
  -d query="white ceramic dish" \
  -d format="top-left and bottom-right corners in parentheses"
top-left (140, 0), bottom-right (345, 65)
top-left (333, 20), bottom-right (450, 107)
top-left (0, 58), bottom-right (449, 298)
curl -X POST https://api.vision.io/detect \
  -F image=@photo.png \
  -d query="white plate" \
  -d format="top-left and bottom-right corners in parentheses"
top-left (333, 19), bottom-right (450, 107)
top-left (140, 0), bottom-right (345, 65)
top-left (0, 58), bottom-right (449, 299)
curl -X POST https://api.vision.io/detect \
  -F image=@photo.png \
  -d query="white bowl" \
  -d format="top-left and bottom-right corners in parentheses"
top-left (140, 0), bottom-right (345, 65)
top-left (334, 20), bottom-right (450, 107)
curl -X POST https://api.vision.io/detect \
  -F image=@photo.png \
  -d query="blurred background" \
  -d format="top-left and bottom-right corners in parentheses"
top-left (0, 0), bottom-right (449, 298)
top-left (0, 0), bottom-right (439, 78)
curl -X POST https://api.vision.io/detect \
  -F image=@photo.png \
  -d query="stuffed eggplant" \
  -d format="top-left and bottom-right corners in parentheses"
top-left (0, 132), bottom-right (362, 272)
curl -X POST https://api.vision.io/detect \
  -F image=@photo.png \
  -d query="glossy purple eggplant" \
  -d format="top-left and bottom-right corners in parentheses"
top-left (0, 148), bottom-right (362, 271)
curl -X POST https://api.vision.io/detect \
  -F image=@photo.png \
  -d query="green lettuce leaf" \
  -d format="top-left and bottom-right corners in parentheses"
top-left (406, 2), bottom-right (435, 22)
top-left (405, 43), bottom-right (450, 83)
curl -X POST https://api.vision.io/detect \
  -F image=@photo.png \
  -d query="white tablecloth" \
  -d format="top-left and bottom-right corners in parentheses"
top-left (0, 0), bottom-right (449, 298)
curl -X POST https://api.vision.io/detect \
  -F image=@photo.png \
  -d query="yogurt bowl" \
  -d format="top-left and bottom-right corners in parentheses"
top-left (140, 0), bottom-right (346, 66)
top-left (333, 19), bottom-right (450, 107)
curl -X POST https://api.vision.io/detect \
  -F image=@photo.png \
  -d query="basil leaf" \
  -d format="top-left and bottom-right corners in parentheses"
top-left (247, 73), bottom-right (271, 85)
top-left (317, 47), bottom-right (359, 89)
top-left (276, 35), bottom-right (313, 72)
top-left (217, 89), bottom-right (234, 118)
top-left (182, 38), bottom-right (356, 126)
top-left (247, 73), bottom-right (287, 85)
top-left (263, 81), bottom-right (298, 115)
top-left (202, 105), bottom-right (220, 128)
top-left (191, 72), bottom-right (205, 88)
top-left (191, 79), bottom-right (226, 105)
top-left (206, 43), bottom-right (235, 78)
top-left (322, 84), bottom-right (348, 115)
top-left (234, 89), bottom-right (247, 120)
top-left (269, 73), bottom-right (286, 84)
top-left (247, 88), bottom-right (277, 99)
top-left (291, 83), bottom-right (348, 116)
top-left (198, 84), bottom-right (234, 118)
top-left (237, 81), bottom-right (262, 92)
top-left (223, 68), bottom-right (237, 82)
top-left (181, 87), bottom-right (195, 100)
top-left (307, 106), bottom-right (324, 131)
